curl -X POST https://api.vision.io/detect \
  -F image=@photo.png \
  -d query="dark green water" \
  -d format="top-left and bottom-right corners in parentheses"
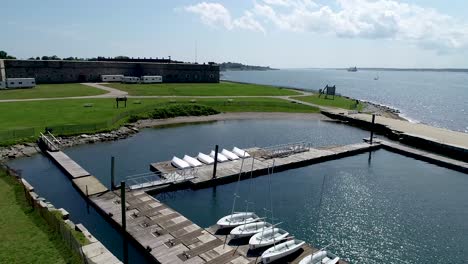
top-left (156, 150), bottom-right (468, 264)
top-left (8, 119), bottom-right (367, 263)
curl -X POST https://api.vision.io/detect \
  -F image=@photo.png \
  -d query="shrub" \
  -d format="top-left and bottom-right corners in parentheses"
top-left (150, 104), bottom-right (219, 119)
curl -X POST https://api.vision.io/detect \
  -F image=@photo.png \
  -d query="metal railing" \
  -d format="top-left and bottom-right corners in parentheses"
top-left (259, 141), bottom-right (311, 158)
top-left (125, 167), bottom-right (198, 190)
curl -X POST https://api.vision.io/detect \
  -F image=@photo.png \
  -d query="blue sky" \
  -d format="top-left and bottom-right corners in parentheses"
top-left (2, 0), bottom-right (468, 68)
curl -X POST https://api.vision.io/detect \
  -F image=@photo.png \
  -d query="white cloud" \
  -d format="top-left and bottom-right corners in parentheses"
top-left (184, 2), bottom-right (265, 33)
top-left (184, 0), bottom-right (468, 52)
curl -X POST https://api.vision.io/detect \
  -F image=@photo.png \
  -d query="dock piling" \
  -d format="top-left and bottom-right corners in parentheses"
top-left (212, 145), bottom-right (219, 179)
top-left (111, 156), bottom-right (115, 190)
top-left (120, 181), bottom-right (126, 231)
top-left (370, 114), bottom-right (376, 145)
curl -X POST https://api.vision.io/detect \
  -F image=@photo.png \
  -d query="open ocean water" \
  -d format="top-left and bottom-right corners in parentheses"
top-left (222, 69), bottom-right (468, 133)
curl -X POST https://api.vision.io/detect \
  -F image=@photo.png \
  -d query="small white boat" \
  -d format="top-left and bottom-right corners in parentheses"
top-left (232, 147), bottom-right (250, 158)
top-left (298, 250), bottom-right (340, 264)
top-left (217, 212), bottom-right (260, 229)
top-left (249, 228), bottom-right (289, 249)
top-left (171, 156), bottom-right (191, 169)
top-left (210, 150), bottom-right (228, 162)
top-left (262, 239), bottom-right (305, 263)
top-left (230, 221), bottom-right (272, 239)
top-left (183, 155), bottom-right (203, 167)
top-left (197, 152), bottom-right (214, 164)
top-left (221, 149), bottom-right (239, 160)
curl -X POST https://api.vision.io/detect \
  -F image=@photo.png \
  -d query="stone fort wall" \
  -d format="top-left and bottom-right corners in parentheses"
top-left (3, 60), bottom-right (219, 83)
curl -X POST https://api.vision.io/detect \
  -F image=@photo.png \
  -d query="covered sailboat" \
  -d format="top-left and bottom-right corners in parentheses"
top-left (232, 147), bottom-right (250, 158)
top-left (183, 155), bottom-right (203, 167)
top-left (221, 149), bottom-right (239, 160)
top-left (230, 221), bottom-right (272, 239)
top-left (171, 156), bottom-right (191, 169)
top-left (217, 212), bottom-right (260, 229)
top-left (298, 250), bottom-right (340, 264)
top-left (210, 150), bottom-right (228, 162)
top-left (262, 239), bottom-right (305, 263)
top-left (249, 227), bottom-right (289, 249)
top-left (197, 152), bottom-right (214, 164)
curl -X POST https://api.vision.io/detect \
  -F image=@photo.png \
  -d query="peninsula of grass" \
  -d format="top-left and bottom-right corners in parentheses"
top-left (104, 81), bottom-right (301, 96)
top-left (0, 97), bottom-right (318, 144)
top-left (293, 94), bottom-right (364, 110)
top-left (0, 83), bottom-right (107, 100)
top-left (0, 169), bottom-right (81, 264)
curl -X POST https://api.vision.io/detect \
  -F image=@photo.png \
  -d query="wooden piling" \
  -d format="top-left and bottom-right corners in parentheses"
top-left (212, 145), bottom-right (218, 179)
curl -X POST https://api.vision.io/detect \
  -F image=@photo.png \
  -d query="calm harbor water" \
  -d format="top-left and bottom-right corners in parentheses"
top-left (7, 119), bottom-right (367, 263)
top-left (222, 69), bottom-right (468, 133)
top-left (157, 150), bottom-right (468, 264)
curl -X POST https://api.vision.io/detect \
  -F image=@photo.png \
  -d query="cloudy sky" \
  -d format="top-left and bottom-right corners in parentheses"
top-left (2, 0), bottom-right (468, 68)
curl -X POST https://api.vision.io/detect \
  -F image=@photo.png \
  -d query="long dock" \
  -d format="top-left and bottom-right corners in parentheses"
top-left (149, 142), bottom-right (381, 190)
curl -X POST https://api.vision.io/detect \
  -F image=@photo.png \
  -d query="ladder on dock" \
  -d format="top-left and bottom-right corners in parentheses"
top-left (39, 131), bottom-right (61, 152)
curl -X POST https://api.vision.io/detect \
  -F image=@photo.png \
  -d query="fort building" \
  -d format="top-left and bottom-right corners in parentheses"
top-left (1, 59), bottom-right (219, 84)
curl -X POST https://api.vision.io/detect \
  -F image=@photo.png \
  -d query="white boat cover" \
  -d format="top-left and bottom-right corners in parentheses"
top-left (197, 152), bottom-right (214, 164)
top-left (183, 155), bottom-right (203, 167)
top-left (210, 150), bottom-right (228, 162)
top-left (249, 228), bottom-right (289, 249)
top-left (221, 149), bottom-right (239, 160)
top-left (217, 212), bottom-right (260, 228)
top-left (171, 156), bottom-right (191, 169)
top-left (262, 239), bottom-right (305, 264)
top-left (230, 221), bottom-right (272, 239)
top-left (232, 147), bottom-right (250, 158)
top-left (298, 250), bottom-right (340, 264)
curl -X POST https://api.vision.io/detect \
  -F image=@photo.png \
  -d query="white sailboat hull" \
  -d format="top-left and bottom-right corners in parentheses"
top-left (210, 150), bottom-right (228, 162)
top-left (262, 239), bottom-right (305, 263)
top-left (171, 156), bottom-right (191, 169)
top-left (197, 152), bottom-right (214, 164)
top-left (221, 149), bottom-right (239, 160)
top-left (183, 155), bottom-right (202, 167)
top-left (249, 228), bottom-right (289, 249)
top-left (230, 221), bottom-right (272, 239)
top-left (232, 147), bottom-right (250, 158)
top-left (298, 250), bottom-right (340, 264)
top-left (216, 212), bottom-right (260, 229)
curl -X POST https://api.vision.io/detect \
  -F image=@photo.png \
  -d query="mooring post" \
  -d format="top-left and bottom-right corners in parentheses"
top-left (370, 114), bottom-right (376, 145)
top-left (212, 145), bottom-right (219, 179)
top-left (111, 156), bottom-right (115, 190)
top-left (120, 181), bottom-right (126, 232)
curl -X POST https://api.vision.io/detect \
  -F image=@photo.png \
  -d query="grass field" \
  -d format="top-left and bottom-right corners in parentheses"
top-left (0, 83), bottom-right (106, 99)
top-left (105, 81), bottom-right (301, 96)
top-left (0, 97), bottom-right (317, 132)
top-left (293, 94), bottom-right (364, 110)
top-left (0, 170), bottom-right (81, 264)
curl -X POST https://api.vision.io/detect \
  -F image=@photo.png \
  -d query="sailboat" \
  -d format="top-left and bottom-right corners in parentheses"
top-left (249, 227), bottom-right (289, 249)
top-left (216, 157), bottom-right (261, 228)
top-left (230, 221), bottom-right (272, 239)
top-left (261, 239), bottom-right (305, 263)
top-left (298, 250), bottom-right (340, 264)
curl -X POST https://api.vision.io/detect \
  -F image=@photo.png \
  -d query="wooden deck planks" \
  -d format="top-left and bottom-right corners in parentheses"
top-left (47, 151), bottom-right (90, 178)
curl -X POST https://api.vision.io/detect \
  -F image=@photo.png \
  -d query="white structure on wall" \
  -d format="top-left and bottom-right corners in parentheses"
top-left (141, 75), bottom-right (162, 83)
top-left (101, 75), bottom-right (124, 82)
top-left (122, 76), bottom-right (140, 83)
top-left (5, 78), bottom-right (36, 89)
top-left (0, 81), bottom-right (5, 89)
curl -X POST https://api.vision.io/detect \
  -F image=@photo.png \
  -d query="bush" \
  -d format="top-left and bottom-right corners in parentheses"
top-left (150, 104), bottom-right (219, 119)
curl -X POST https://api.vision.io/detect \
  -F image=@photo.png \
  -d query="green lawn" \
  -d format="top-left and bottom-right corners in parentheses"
top-left (293, 94), bottom-right (364, 110)
top-left (0, 170), bottom-right (81, 264)
top-left (0, 84), bottom-right (107, 99)
top-left (104, 81), bottom-right (301, 96)
top-left (0, 97), bottom-right (318, 144)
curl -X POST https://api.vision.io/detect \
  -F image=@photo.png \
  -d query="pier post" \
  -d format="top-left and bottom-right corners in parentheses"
top-left (120, 181), bottom-right (126, 231)
top-left (212, 145), bottom-right (219, 179)
top-left (111, 156), bottom-right (115, 190)
top-left (370, 114), bottom-right (376, 145)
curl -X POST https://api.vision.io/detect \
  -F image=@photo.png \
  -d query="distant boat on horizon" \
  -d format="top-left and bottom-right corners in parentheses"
top-left (347, 66), bottom-right (358, 72)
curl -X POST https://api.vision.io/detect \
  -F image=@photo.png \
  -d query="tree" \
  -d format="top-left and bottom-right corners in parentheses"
top-left (0, 50), bottom-right (16, 59)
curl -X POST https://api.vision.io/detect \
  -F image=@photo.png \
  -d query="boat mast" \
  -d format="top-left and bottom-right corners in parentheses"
top-left (230, 157), bottom-right (245, 221)
top-left (269, 160), bottom-right (277, 248)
